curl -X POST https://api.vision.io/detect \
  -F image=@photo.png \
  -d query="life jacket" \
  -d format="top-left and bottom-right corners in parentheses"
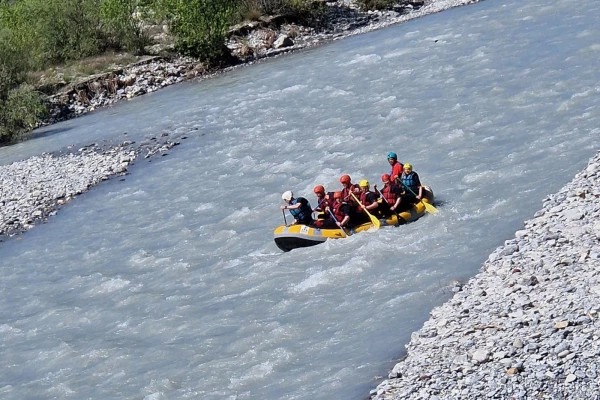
top-left (401, 171), bottom-right (419, 195)
top-left (359, 191), bottom-right (378, 206)
top-left (290, 198), bottom-right (313, 224)
top-left (380, 183), bottom-right (399, 204)
top-left (315, 192), bottom-right (334, 211)
top-left (341, 184), bottom-right (357, 202)
top-left (331, 200), bottom-right (347, 223)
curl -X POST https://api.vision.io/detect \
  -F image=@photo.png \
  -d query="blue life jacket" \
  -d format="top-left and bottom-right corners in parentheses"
top-left (290, 198), bottom-right (313, 224)
top-left (401, 172), bottom-right (420, 194)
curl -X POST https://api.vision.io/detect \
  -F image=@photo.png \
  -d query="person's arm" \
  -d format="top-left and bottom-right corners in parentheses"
top-left (415, 173), bottom-right (423, 199)
top-left (390, 187), bottom-right (402, 211)
top-left (313, 199), bottom-right (326, 212)
top-left (290, 197), bottom-right (309, 210)
top-left (390, 197), bottom-right (401, 211)
top-left (338, 215), bottom-right (350, 227)
top-left (365, 193), bottom-right (378, 211)
top-left (338, 205), bottom-right (351, 227)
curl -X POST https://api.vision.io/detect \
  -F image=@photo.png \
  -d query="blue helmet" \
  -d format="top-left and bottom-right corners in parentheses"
top-left (387, 152), bottom-right (397, 160)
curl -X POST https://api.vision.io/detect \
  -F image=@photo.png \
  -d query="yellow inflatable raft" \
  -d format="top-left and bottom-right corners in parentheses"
top-left (274, 187), bottom-right (434, 252)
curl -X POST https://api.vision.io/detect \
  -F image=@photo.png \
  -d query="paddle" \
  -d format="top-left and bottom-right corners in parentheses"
top-left (326, 208), bottom-right (348, 237)
top-left (350, 192), bottom-right (381, 229)
top-left (282, 209), bottom-right (288, 225)
top-left (397, 179), bottom-right (439, 214)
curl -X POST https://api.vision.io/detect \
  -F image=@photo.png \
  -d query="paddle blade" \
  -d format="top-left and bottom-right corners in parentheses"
top-left (423, 201), bottom-right (439, 214)
top-left (369, 213), bottom-right (381, 229)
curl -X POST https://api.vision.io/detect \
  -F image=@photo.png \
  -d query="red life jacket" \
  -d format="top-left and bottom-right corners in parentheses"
top-left (381, 183), bottom-right (399, 204)
top-left (315, 192), bottom-right (334, 211)
top-left (359, 190), bottom-right (377, 206)
top-left (331, 200), bottom-right (347, 222)
top-left (341, 184), bottom-right (356, 201)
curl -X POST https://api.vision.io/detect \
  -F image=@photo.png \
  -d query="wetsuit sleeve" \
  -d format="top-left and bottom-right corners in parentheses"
top-left (414, 172), bottom-right (422, 187)
top-left (340, 203), bottom-right (351, 216)
top-left (298, 197), bottom-right (310, 208)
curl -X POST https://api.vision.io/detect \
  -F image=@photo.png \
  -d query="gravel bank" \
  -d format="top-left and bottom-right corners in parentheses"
top-left (370, 151), bottom-right (600, 399)
top-left (0, 136), bottom-right (181, 240)
top-left (0, 144), bottom-right (133, 239)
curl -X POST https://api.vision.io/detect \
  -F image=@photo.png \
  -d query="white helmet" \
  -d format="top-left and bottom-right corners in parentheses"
top-left (281, 190), bottom-right (293, 202)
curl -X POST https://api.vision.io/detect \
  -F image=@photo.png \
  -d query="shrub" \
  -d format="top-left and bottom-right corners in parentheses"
top-left (158, 0), bottom-right (237, 65)
top-left (0, 0), bottom-right (105, 68)
top-left (0, 84), bottom-right (48, 145)
top-left (0, 25), bottom-right (47, 145)
top-left (100, 0), bottom-right (153, 54)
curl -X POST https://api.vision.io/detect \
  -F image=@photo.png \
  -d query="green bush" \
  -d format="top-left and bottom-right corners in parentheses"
top-left (0, 0), bottom-right (156, 66)
top-left (0, 0), bottom-right (105, 68)
top-left (0, 25), bottom-right (47, 145)
top-left (158, 0), bottom-right (236, 65)
top-left (0, 84), bottom-right (48, 145)
top-left (100, 0), bottom-right (153, 54)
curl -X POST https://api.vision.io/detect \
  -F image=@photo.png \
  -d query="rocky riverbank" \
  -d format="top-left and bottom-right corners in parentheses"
top-left (0, 144), bottom-right (132, 238)
top-left (370, 151), bottom-right (600, 399)
top-left (44, 0), bottom-right (480, 124)
top-left (0, 136), bottom-right (180, 240)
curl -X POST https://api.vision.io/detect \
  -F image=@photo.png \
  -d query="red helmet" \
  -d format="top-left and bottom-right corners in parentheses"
top-left (339, 174), bottom-right (351, 184)
top-left (333, 191), bottom-right (343, 199)
top-left (313, 185), bottom-right (325, 195)
top-left (381, 173), bottom-right (391, 182)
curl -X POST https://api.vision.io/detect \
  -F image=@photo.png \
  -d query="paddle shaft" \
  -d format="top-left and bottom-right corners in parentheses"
top-left (396, 177), bottom-right (439, 214)
top-left (312, 198), bottom-right (327, 214)
top-left (326, 207), bottom-right (348, 237)
top-left (374, 186), bottom-right (401, 220)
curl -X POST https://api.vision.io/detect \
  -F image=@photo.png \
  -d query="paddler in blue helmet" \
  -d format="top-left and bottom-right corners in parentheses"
top-left (387, 152), bottom-right (404, 182)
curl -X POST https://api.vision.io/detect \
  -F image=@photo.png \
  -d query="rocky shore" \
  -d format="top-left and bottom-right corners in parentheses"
top-left (44, 0), bottom-right (480, 124)
top-left (0, 136), bottom-right (180, 240)
top-left (370, 151), bottom-right (600, 399)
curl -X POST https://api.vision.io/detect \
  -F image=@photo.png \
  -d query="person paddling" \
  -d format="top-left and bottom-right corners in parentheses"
top-left (339, 174), bottom-right (359, 202)
top-left (357, 179), bottom-right (380, 216)
top-left (330, 191), bottom-right (353, 229)
top-left (281, 190), bottom-right (313, 225)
